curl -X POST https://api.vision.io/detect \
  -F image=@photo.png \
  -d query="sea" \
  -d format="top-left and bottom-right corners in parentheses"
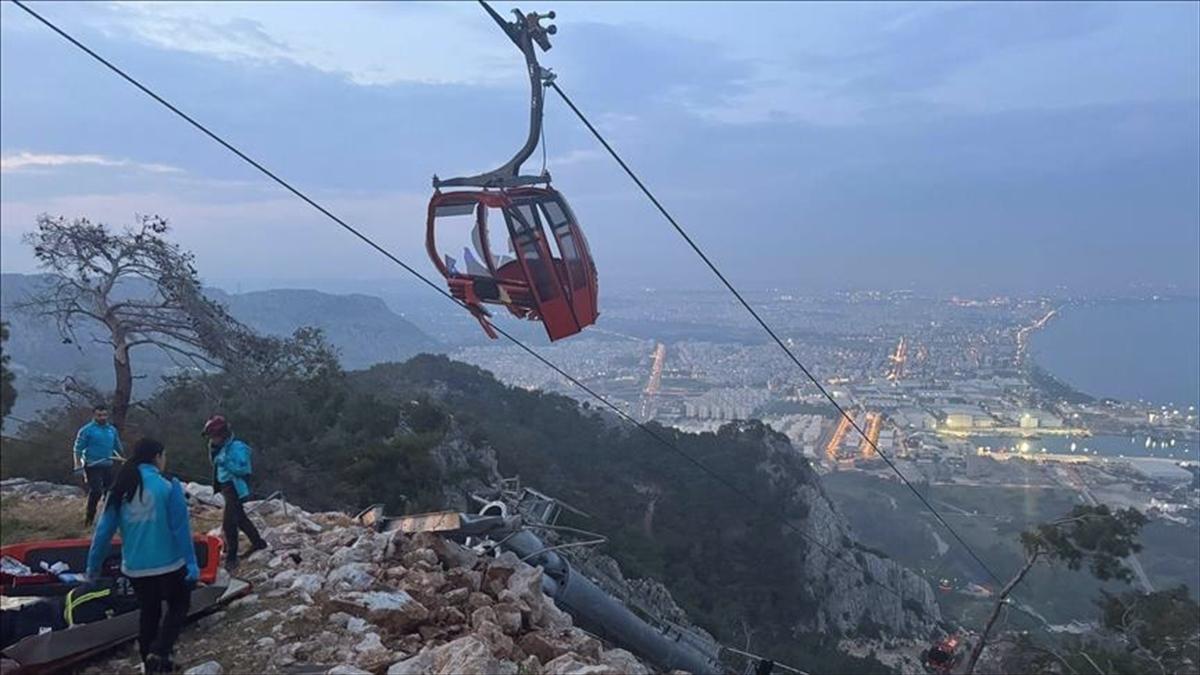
top-left (1027, 298), bottom-right (1200, 461)
top-left (1031, 299), bottom-right (1200, 409)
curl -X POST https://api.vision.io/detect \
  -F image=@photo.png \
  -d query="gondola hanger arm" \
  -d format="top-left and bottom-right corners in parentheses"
top-left (433, 3), bottom-right (557, 190)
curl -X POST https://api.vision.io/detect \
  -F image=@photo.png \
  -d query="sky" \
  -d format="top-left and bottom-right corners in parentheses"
top-left (1, 1), bottom-right (1198, 296)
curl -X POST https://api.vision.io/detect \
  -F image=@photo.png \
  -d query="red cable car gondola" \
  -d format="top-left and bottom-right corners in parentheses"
top-left (426, 6), bottom-right (598, 342)
top-left (924, 635), bottom-right (962, 674)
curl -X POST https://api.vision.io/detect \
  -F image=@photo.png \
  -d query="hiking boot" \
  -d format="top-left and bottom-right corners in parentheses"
top-left (245, 540), bottom-right (269, 558)
top-left (142, 654), bottom-right (166, 674)
top-left (223, 558), bottom-right (240, 574)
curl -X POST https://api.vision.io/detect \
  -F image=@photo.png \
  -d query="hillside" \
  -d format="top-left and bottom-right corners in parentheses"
top-left (209, 288), bottom-right (440, 370)
top-left (3, 354), bottom-right (941, 672)
top-left (348, 358), bottom-right (942, 644)
top-left (0, 273), bottom-right (440, 419)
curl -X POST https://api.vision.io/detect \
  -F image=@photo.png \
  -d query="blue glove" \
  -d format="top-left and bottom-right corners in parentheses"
top-left (185, 563), bottom-right (199, 588)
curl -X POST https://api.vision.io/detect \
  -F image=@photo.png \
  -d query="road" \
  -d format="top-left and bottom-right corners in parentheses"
top-left (637, 342), bottom-right (667, 420)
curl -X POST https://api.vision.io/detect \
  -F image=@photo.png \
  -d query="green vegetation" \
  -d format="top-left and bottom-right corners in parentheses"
top-left (1094, 585), bottom-right (1199, 672)
top-left (1, 322), bottom-right (14, 429)
top-left (3, 354), bottom-right (892, 673)
top-left (822, 472), bottom-right (1152, 625)
top-left (965, 504), bottom-right (1147, 674)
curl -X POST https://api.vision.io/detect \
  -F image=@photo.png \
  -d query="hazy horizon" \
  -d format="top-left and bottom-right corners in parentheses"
top-left (2, 2), bottom-right (1198, 296)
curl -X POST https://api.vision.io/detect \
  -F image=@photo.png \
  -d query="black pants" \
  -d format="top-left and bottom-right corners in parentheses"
top-left (84, 465), bottom-right (114, 525)
top-left (219, 483), bottom-right (264, 563)
top-left (129, 567), bottom-right (190, 662)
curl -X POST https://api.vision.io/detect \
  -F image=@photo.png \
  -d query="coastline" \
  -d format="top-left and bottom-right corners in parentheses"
top-left (1027, 299), bottom-right (1200, 408)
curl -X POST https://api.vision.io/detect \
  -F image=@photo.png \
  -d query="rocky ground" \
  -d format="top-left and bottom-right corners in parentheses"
top-left (1, 479), bottom-right (655, 675)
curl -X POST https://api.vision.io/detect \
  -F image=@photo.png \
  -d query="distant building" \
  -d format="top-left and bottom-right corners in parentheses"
top-left (1019, 409), bottom-right (1063, 429)
top-left (895, 408), bottom-right (936, 430)
top-left (945, 413), bottom-right (974, 429)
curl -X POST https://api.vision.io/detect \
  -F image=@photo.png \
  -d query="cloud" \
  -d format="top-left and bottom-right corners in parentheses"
top-left (83, 1), bottom-right (518, 87)
top-left (0, 152), bottom-right (182, 174)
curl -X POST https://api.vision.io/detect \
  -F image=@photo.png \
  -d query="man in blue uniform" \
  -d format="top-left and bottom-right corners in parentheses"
top-left (74, 404), bottom-right (124, 526)
top-left (201, 415), bottom-right (267, 571)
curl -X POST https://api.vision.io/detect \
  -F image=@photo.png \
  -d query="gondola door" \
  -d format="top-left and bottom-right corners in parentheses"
top-left (504, 202), bottom-right (581, 341)
top-left (534, 193), bottom-right (598, 329)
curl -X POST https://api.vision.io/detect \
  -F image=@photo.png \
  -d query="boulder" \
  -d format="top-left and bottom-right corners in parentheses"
top-left (182, 661), bottom-right (224, 675)
top-left (413, 531), bottom-right (480, 570)
top-left (444, 567), bottom-right (482, 593)
top-left (492, 602), bottom-right (523, 636)
top-left (466, 592), bottom-right (493, 612)
top-left (284, 605), bottom-right (315, 621)
top-left (195, 611), bottom-right (226, 629)
top-left (331, 590), bottom-right (430, 633)
top-left (506, 565), bottom-right (572, 630)
top-left (387, 651), bottom-right (433, 675)
top-left (443, 586), bottom-right (470, 605)
top-left (474, 619), bottom-right (516, 660)
top-left (542, 654), bottom-right (616, 675)
top-left (227, 593), bottom-right (259, 609)
top-left (247, 609), bottom-right (277, 623)
top-left (328, 563), bottom-right (376, 591)
top-left (403, 568), bottom-right (447, 601)
top-left (599, 649), bottom-right (649, 675)
top-left (482, 553), bottom-right (521, 596)
top-left (470, 606), bottom-right (498, 630)
top-left (355, 632), bottom-right (385, 653)
top-left (402, 546), bottom-right (439, 570)
top-left (244, 497), bottom-right (287, 517)
top-left (289, 573), bottom-right (325, 595)
top-left (434, 606), bottom-right (466, 626)
top-left (387, 635), bottom-right (518, 675)
top-left (327, 667), bottom-right (372, 675)
top-left (518, 629), bottom-right (602, 664)
top-left (270, 568), bottom-right (299, 589)
top-left (441, 634), bottom-right (516, 667)
top-left (539, 602), bottom-right (573, 631)
top-left (297, 514), bottom-right (324, 534)
top-left (330, 537), bottom-right (379, 568)
top-left (520, 655), bottom-right (543, 675)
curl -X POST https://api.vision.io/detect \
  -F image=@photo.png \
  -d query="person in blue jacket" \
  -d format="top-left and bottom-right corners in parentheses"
top-left (202, 415), bottom-right (267, 571)
top-left (86, 437), bottom-right (198, 674)
top-left (73, 404), bottom-right (125, 526)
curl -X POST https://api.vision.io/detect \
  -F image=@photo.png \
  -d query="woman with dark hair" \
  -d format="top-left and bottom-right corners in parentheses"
top-left (86, 437), bottom-right (198, 674)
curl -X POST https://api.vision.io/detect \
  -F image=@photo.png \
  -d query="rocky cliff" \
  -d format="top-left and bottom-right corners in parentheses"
top-left (749, 422), bottom-right (941, 636)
